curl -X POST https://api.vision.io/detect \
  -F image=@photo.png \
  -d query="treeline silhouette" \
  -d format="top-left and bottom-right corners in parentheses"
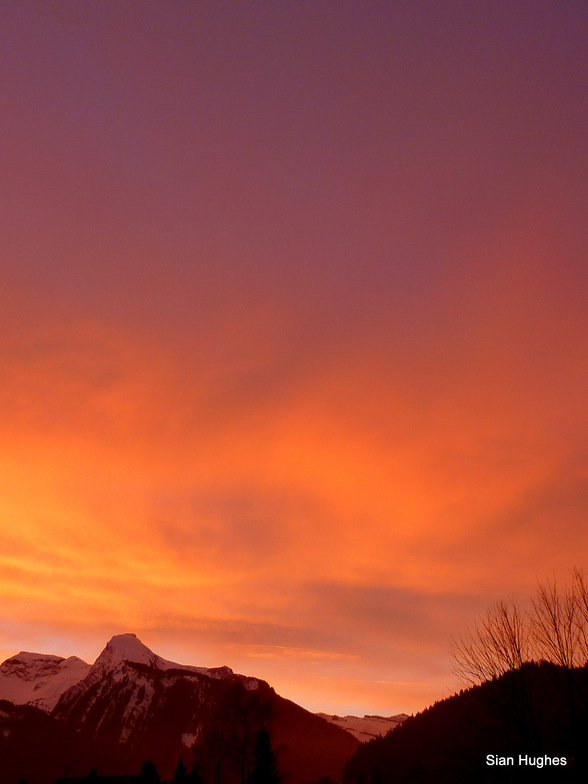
top-left (136, 726), bottom-right (281, 784)
top-left (40, 660), bottom-right (356, 784)
top-left (0, 675), bottom-right (352, 784)
top-left (343, 570), bottom-right (588, 783)
top-left (7, 726), bottom-right (281, 784)
top-left (0, 700), bottom-right (282, 784)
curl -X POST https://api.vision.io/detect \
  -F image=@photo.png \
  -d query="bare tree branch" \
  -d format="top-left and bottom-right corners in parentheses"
top-left (450, 598), bottom-right (531, 687)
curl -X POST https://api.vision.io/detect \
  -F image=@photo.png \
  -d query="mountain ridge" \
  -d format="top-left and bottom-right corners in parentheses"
top-left (0, 651), bottom-right (91, 711)
top-left (0, 633), bottom-right (362, 784)
top-left (0, 633), bottom-right (248, 714)
top-left (0, 634), bottom-right (402, 739)
top-left (317, 711), bottom-right (409, 741)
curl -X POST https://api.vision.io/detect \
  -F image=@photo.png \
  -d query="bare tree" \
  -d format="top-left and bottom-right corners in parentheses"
top-left (451, 598), bottom-right (531, 687)
top-left (572, 567), bottom-right (588, 666)
top-left (530, 572), bottom-right (588, 735)
top-left (451, 598), bottom-right (541, 750)
top-left (450, 570), bottom-right (588, 756)
top-left (530, 576), bottom-right (580, 669)
top-left (452, 571), bottom-right (588, 685)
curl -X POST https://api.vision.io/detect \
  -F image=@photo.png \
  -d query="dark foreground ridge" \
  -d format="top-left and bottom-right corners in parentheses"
top-left (342, 661), bottom-right (588, 783)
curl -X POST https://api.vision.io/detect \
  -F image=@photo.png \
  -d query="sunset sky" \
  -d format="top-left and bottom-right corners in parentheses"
top-left (1, 1), bottom-right (587, 716)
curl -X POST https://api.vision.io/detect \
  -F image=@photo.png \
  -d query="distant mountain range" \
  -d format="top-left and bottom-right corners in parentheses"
top-left (317, 712), bottom-right (408, 742)
top-left (0, 634), bottom-right (404, 784)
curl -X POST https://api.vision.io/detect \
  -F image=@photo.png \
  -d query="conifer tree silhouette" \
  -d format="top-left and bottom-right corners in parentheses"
top-left (248, 726), bottom-right (281, 784)
top-left (187, 757), bottom-right (203, 784)
top-left (140, 760), bottom-right (161, 784)
top-left (173, 755), bottom-right (187, 784)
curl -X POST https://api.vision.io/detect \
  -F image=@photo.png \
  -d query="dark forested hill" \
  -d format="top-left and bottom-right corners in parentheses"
top-left (343, 662), bottom-right (588, 783)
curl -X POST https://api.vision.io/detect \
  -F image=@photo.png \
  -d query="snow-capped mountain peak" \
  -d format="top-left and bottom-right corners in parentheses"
top-left (93, 633), bottom-right (162, 670)
top-left (0, 651), bottom-right (91, 711)
top-left (0, 632), bottom-right (242, 715)
top-left (91, 633), bottom-right (234, 679)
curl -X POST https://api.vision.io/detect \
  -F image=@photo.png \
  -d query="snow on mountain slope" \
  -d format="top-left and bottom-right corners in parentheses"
top-left (0, 634), bottom-right (401, 752)
top-left (53, 634), bottom-right (256, 741)
top-left (0, 633), bottom-right (247, 715)
top-left (316, 712), bottom-right (409, 741)
top-left (0, 635), bottom-right (364, 784)
top-left (0, 651), bottom-right (91, 710)
top-left (91, 633), bottom-right (235, 678)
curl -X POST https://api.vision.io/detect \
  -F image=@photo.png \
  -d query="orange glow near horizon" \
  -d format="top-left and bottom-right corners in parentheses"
top-left (1, 274), bottom-right (586, 715)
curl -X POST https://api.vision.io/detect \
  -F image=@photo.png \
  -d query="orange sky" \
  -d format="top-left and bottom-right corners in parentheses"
top-left (1, 2), bottom-right (587, 715)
